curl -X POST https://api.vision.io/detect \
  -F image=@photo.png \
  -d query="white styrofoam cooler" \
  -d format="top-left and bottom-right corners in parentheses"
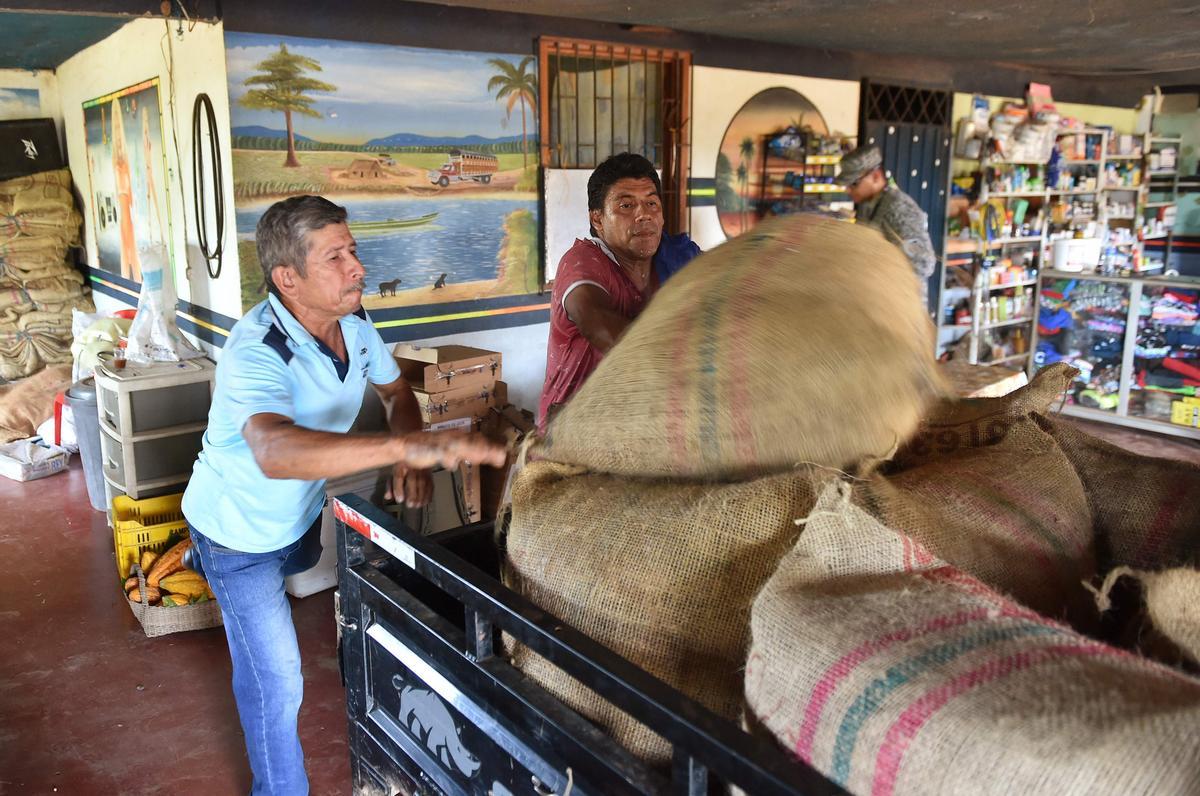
top-left (285, 468), bottom-right (389, 598)
top-left (1052, 238), bottom-right (1102, 273)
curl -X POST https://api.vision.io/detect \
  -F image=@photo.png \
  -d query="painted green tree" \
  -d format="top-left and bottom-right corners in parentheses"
top-left (240, 44), bottom-right (336, 168)
top-left (738, 136), bottom-right (756, 230)
top-left (487, 57), bottom-right (537, 169)
top-left (715, 152), bottom-right (739, 214)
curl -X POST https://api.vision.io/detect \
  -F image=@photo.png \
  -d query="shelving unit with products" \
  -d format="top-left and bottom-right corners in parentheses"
top-left (755, 128), bottom-right (852, 220)
top-left (1029, 270), bottom-right (1199, 440)
top-left (1139, 134), bottom-right (1182, 272)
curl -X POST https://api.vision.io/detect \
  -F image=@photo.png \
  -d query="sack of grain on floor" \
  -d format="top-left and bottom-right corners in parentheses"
top-left (858, 363), bottom-right (1098, 625)
top-left (538, 213), bottom-right (947, 480)
top-left (745, 482), bottom-right (1200, 796)
top-left (503, 459), bottom-right (822, 762)
top-left (1, 169), bottom-right (82, 245)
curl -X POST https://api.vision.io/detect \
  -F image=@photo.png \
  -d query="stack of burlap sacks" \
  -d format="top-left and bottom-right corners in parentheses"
top-left (0, 168), bottom-right (94, 380)
top-left (502, 214), bottom-right (1200, 794)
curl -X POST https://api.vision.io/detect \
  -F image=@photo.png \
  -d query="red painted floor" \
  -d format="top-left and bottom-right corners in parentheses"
top-left (0, 462), bottom-right (350, 795)
top-left (0, 416), bottom-right (1196, 794)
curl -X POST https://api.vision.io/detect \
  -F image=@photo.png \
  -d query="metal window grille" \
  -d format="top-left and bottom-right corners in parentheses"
top-left (538, 37), bottom-right (691, 232)
top-left (863, 83), bottom-right (951, 127)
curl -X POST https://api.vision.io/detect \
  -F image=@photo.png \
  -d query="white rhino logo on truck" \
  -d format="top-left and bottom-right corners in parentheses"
top-left (399, 685), bottom-right (481, 777)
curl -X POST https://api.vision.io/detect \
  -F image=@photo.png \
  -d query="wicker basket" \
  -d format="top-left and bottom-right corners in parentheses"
top-left (126, 564), bottom-right (223, 638)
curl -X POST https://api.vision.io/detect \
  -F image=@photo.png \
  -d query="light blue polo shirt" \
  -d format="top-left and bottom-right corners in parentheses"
top-left (182, 293), bottom-right (401, 553)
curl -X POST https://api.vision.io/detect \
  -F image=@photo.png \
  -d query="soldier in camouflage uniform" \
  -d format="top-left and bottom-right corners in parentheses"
top-left (838, 145), bottom-right (937, 311)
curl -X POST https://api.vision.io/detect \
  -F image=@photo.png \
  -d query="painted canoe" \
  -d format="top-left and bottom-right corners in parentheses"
top-left (348, 212), bottom-right (439, 236)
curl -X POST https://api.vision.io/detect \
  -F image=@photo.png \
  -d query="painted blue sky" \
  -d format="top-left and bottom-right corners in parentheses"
top-left (224, 33), bottom-right (536, 145)
top-left (0, 87), bottom-right (40, 120)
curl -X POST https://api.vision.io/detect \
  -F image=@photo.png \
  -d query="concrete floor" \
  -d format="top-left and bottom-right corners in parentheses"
top-left (0, 416), bottom-right (1196, 794)
top-left (0, 464), bottom-right (350, 795)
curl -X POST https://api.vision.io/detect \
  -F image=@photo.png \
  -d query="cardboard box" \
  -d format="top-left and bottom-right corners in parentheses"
top-left (1171, 401), bottom-right (1200, 428)
top-left (0, 439), bottom-right (71, 482)
top-left (413, 383), bottom-right (497, 427)
top-left (394, 344), bottom-right (501, 392)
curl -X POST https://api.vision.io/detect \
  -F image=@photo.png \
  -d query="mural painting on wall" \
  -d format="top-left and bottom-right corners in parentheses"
top-left (225, 33), bottom-right (540, 314)
top-left (0, 87), bottom-right (39, 120)
top-left (716, 87), bottom-right (828, 238)
top-left (82, 79), bottom-right (172, 283)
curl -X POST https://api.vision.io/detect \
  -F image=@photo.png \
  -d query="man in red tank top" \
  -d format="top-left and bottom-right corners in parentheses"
top-left (538, 153), bottom-right (698, 429)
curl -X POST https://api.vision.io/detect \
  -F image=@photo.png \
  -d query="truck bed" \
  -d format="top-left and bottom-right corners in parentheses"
top-left (333, 494), bottom-right (845, 796)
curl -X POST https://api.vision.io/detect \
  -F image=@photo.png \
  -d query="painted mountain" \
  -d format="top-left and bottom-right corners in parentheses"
top-left (232, 125), bottom-right (317, 143)
top-left (365, 132), bottom-right (526, 147)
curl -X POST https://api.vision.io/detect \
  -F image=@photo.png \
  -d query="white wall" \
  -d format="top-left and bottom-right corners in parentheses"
top-left (56, 18), bottom-right (241, 336)
top-left (689, 66), bottom-right (859, 248)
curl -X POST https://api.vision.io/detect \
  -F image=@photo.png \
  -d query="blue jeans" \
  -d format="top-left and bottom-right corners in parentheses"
top-left (189, 513), bottom-right (323, 796)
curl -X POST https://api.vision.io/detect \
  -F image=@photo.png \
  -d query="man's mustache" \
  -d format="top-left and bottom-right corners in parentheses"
top-left (343, 279), bottom-right (366, 296)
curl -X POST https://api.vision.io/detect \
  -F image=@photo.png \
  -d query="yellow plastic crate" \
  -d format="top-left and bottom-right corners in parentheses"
top-left (112, 493), bottom-right (189, 579)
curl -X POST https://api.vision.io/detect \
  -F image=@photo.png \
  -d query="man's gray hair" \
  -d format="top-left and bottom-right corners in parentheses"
top-left (255, 195), bottom-right (348, 295)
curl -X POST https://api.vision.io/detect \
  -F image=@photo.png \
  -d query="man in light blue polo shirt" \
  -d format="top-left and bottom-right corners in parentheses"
top-left (182, 195), bottom-right (504, 795)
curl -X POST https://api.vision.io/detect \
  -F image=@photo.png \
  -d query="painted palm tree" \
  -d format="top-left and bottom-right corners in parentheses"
top-left (735, 162), bottom-right (748, 233)
top-left (240, 44), bottom-right (336, 168)
top-left (487, 57), bottom-right (537, 169)
top-left (738, 136), bottom-right (755, 231)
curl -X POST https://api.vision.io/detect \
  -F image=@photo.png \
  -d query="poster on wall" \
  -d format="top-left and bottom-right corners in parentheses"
top-left (225, 33), bottom-right (540, 315)
top-left (716, 87), bottom-right (829, 238)
top-left (82, 79), bottom-right (172, 283)
top-left (0, 87), bottom-right (40, 120)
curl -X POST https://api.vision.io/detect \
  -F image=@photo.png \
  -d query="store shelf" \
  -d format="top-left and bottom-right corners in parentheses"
top-left (981, 316), bottom-right (1033, 331)
top-left (1148, 170), bottom-right (1178, 177)
top-left (1061, 159), bottom-right (1103, 165)
top-left (991, 351), bottom-right (1032, 365)
top-left (1150, 136), bottom-right (1183, 143)
top-left (1144, 201), bottom-right (1174, 208)
top-left (803, 184), bottom-right (845, 193)
top-left (987, 279), bottom-right (1039, 291)
top-left (984, 237), bottom-right (1044, 247)
top-left (1105, 154), bottom-right (1142, 161)
top-left (987, 159), bottom-right (1046, 166)
top-left (1104, 185), bottom-right (1142, 191)
top-left (1057, 128), bottom-right (1108, 136)
top-left (986, 191), bottom-right (1047, 198)
top-left (1049, 188), bottom-right (1100, 196)
top-left (806, 155), bottom-right (841, 165)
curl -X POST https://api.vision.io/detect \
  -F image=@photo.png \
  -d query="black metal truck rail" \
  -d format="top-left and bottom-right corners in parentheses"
top-left (334, 494), bottom-right (845, 796)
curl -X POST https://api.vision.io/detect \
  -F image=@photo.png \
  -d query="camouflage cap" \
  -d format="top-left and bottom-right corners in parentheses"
top-left (836, 145), bottom-right (883, 185)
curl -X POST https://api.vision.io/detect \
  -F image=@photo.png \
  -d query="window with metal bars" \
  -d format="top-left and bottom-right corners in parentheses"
top-left (538, 37), bottom-right (691, 231)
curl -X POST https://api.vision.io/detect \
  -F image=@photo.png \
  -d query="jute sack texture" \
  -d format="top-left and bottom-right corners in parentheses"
top-left (0, 169), bottom-right (82, 245)
top-left (859, 363), bottom-right (1097, 625)
top-left (504, 459), bottom-right (819, 762)
top-left (1036, 414), bottom-right (1200, 572)
top-left (746, 483), bottom-right (1200, 796)
top-left (538, 214), bottom-right (947, 479)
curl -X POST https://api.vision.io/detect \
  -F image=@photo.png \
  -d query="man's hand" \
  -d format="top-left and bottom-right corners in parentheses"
top-left (397, 430), bottom-right (507, 471)
top-left (386, 465), bottom-right (433, 508)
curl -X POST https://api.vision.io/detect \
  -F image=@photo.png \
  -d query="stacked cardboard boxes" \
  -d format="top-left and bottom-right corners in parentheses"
top-left (394, 344), bottom-right (504, 524)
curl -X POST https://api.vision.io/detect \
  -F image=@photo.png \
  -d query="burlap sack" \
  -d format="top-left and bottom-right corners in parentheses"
top-left (539, 214), bottom-right (947, 479)
top-left (33, 293), bottom-right (94, 317)
top-left (0, 363), bottom-right (72, 442)
top-left (22, 272), bottom-right (84, 302)
top-left (1090, 566), bottom-right (1200, 668)
top-left (0, 282), bottom-right (30, 311)
top-left (0, 169), bottom-right (82, 246)
top-left (504, 459), bottom-right (820, 761)
top-left (1036, 415), bottom-right (1200, 571)
top-left (0, 337), bottom-right (43, 381)
top-left (858, 364), bottom-right (1097, 625)
top-left (0, 236), bottom-right (70, 273)
top-left (746, 483), bottom-right (1200, 796)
